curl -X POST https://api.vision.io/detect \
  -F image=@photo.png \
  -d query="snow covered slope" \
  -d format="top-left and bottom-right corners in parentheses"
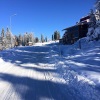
top-left (0, 39), bottom-right (100, 100)
top-left (53, 39), bottom-right (100, 100)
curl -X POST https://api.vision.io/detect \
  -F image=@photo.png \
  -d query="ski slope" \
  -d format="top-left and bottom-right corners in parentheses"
top-left (0, 40), bottom-right (100, 100)
top-left (0, 42), bottom-right (69, 100)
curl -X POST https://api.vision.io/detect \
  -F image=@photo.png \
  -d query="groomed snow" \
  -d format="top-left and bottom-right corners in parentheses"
top-left (0, 39), bottom-right (100, 100)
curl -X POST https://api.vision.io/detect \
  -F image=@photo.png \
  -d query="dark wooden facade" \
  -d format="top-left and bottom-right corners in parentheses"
top-left (62, 23), bottom-right (88, 44)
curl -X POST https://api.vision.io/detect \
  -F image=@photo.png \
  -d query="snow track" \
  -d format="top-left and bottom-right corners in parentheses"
top-left (0, 41), bottom-right (100, 100)
top-left (0, 45), bottom-right (68, 100)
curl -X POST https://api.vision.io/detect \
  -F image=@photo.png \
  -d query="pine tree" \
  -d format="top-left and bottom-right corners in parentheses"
top-left (54, 31), bottom-right (60, 40)
top-left (95, 0), bottom-right (100, 10)
top-left (95, 0), bottom-right (100, 20)
top-left (45, 37), bottom-right (47, 42)
top-left (28, 33), bottom-right (34, 45)
top-left (57, 31), bottom-right (60, 39)
top-left (1, 28), bottom-right (5, 37)
top-left (35, 37), bottom-right (39, 43)
top-left (88, 9), bottom-right (96, 27)
top-left (52, 34), bottom-right (54, 41)
top-left (30, 33), bottom-right (34, 44)
top-left (24, 32), bottom-right (29, 46)
top-left (54, 31), bottom-right (57, 40)
top-left (41, 34), bottom-right (44, 43)
top-left (6, 28), bottom-right (12, 48)
top-left (19, 34), bottom-right (22, 45)
top-left (14, 35), bottom-right (18, 46)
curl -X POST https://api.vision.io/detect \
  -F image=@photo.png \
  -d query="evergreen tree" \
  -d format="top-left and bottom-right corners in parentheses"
top-left (28, 33), bottom-right (34, 45)
top-left (57, 32), bottom-right (60, 39)
top-left (54, 31), bottom-right (60, 40)
top-left (15, 35), bottom-right (19, 46)
top-left (24, 32), bottom-right (29, 45)
top-left (89, 9), bottom-right (96, 27)
top-left (95, 0), bottom-right (100, 10)
top-left (19, 34), bottom-right (22, 45)
top-left (52, 34), bottom-right (54, 41)
top-left (6, 28), bottom-right (12, 47)
top-left (45, 37), bottom-right (47, 42)
top-left (95, 0), bottom-right (100, 20)
top-left (30, 33), bottom-right (34, 44)
top-left (35, 37), bottom-right (39, 43)
top-left (1, 28), bottom-right (5, 37)
top-left (41, 34), bottom-right (44, 43)
top-left (54, 31), bottom-right (57, 40)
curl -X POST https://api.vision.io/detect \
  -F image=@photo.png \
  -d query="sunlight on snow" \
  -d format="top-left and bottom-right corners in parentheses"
top-left (66, 60), bottom-right (86, 67)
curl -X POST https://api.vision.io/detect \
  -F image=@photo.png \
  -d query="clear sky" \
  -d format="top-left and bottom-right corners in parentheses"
top-left (0, 0), bottom-right (95, 40)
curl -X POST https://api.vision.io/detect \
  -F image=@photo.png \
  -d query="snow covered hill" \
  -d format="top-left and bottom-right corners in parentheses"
top-left (53, 39), bottom-right (100, 100)
top-left (0, 40), bottom-right (100, 100)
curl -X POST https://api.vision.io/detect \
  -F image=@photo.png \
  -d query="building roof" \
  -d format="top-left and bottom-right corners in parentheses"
top-left (80, 15), bottom-right (90, 22)
top-left (62, 24), bottom-right (78, 31)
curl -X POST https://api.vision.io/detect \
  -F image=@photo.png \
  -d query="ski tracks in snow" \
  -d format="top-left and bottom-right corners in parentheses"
top-left (0, 46), bottom-right (68, 100)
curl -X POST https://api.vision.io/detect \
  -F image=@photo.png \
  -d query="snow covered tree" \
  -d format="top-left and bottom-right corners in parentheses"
top-left (89, 9), bottom-right (96, 27)
top-left (24, 32), bottom-right (29, 45)
top-left (95, 0), bottom-right (100, 20)
top-left (1, 28), bottom-right (5, 48)
top-left (1, 28), bottom-right (5, 37)
top-left (18, 34), bottom-right (22, 45)
top-left (15, 35), bottom-right (19, 46)
top-left (29, 33), bottom-right (34, 43)
top-left (28, 33), bottom-right (34, 45)
top-left (95, 0), bottom-right (100, 10)
top-left (86, 9), bottom-right (96, 41)
top-left (91, 21), bottom-right (100, 40)
top-left (23, 32), bottom-right (34, 46)
top-left (6, 28), bottom-right (12, 48)
top-left (86, 1), bottom-right (100, 41)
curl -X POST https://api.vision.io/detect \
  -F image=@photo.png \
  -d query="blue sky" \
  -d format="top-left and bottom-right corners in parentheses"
top-left (0, 0), bottom-right (95, 40)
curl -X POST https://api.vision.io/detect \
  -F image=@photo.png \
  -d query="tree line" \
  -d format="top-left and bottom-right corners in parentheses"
top-left (0, 28), bottom-right (60, 50)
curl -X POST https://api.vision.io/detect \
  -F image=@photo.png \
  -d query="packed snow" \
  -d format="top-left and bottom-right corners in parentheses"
top-left (56, 39), bottom-right (100, 100)
top-left (0, 40), bottom-right (100, 100)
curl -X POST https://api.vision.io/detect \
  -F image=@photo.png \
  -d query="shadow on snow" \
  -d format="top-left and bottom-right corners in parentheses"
top-left (0, 72), bottom-right (70, 100)
top-left (0, 45), bottom-right (85, 100)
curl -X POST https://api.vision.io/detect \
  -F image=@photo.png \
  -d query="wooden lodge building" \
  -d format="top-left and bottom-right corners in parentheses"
top-left (61, 15), bottom-right (90, 44)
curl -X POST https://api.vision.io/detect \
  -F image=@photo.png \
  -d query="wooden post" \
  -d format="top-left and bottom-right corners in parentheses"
top-left (79, 39), bottom-right (81, 49)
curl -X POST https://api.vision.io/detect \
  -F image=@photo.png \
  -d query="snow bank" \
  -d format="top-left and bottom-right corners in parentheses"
top-left (51, 39), bottom-right (100, 100)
